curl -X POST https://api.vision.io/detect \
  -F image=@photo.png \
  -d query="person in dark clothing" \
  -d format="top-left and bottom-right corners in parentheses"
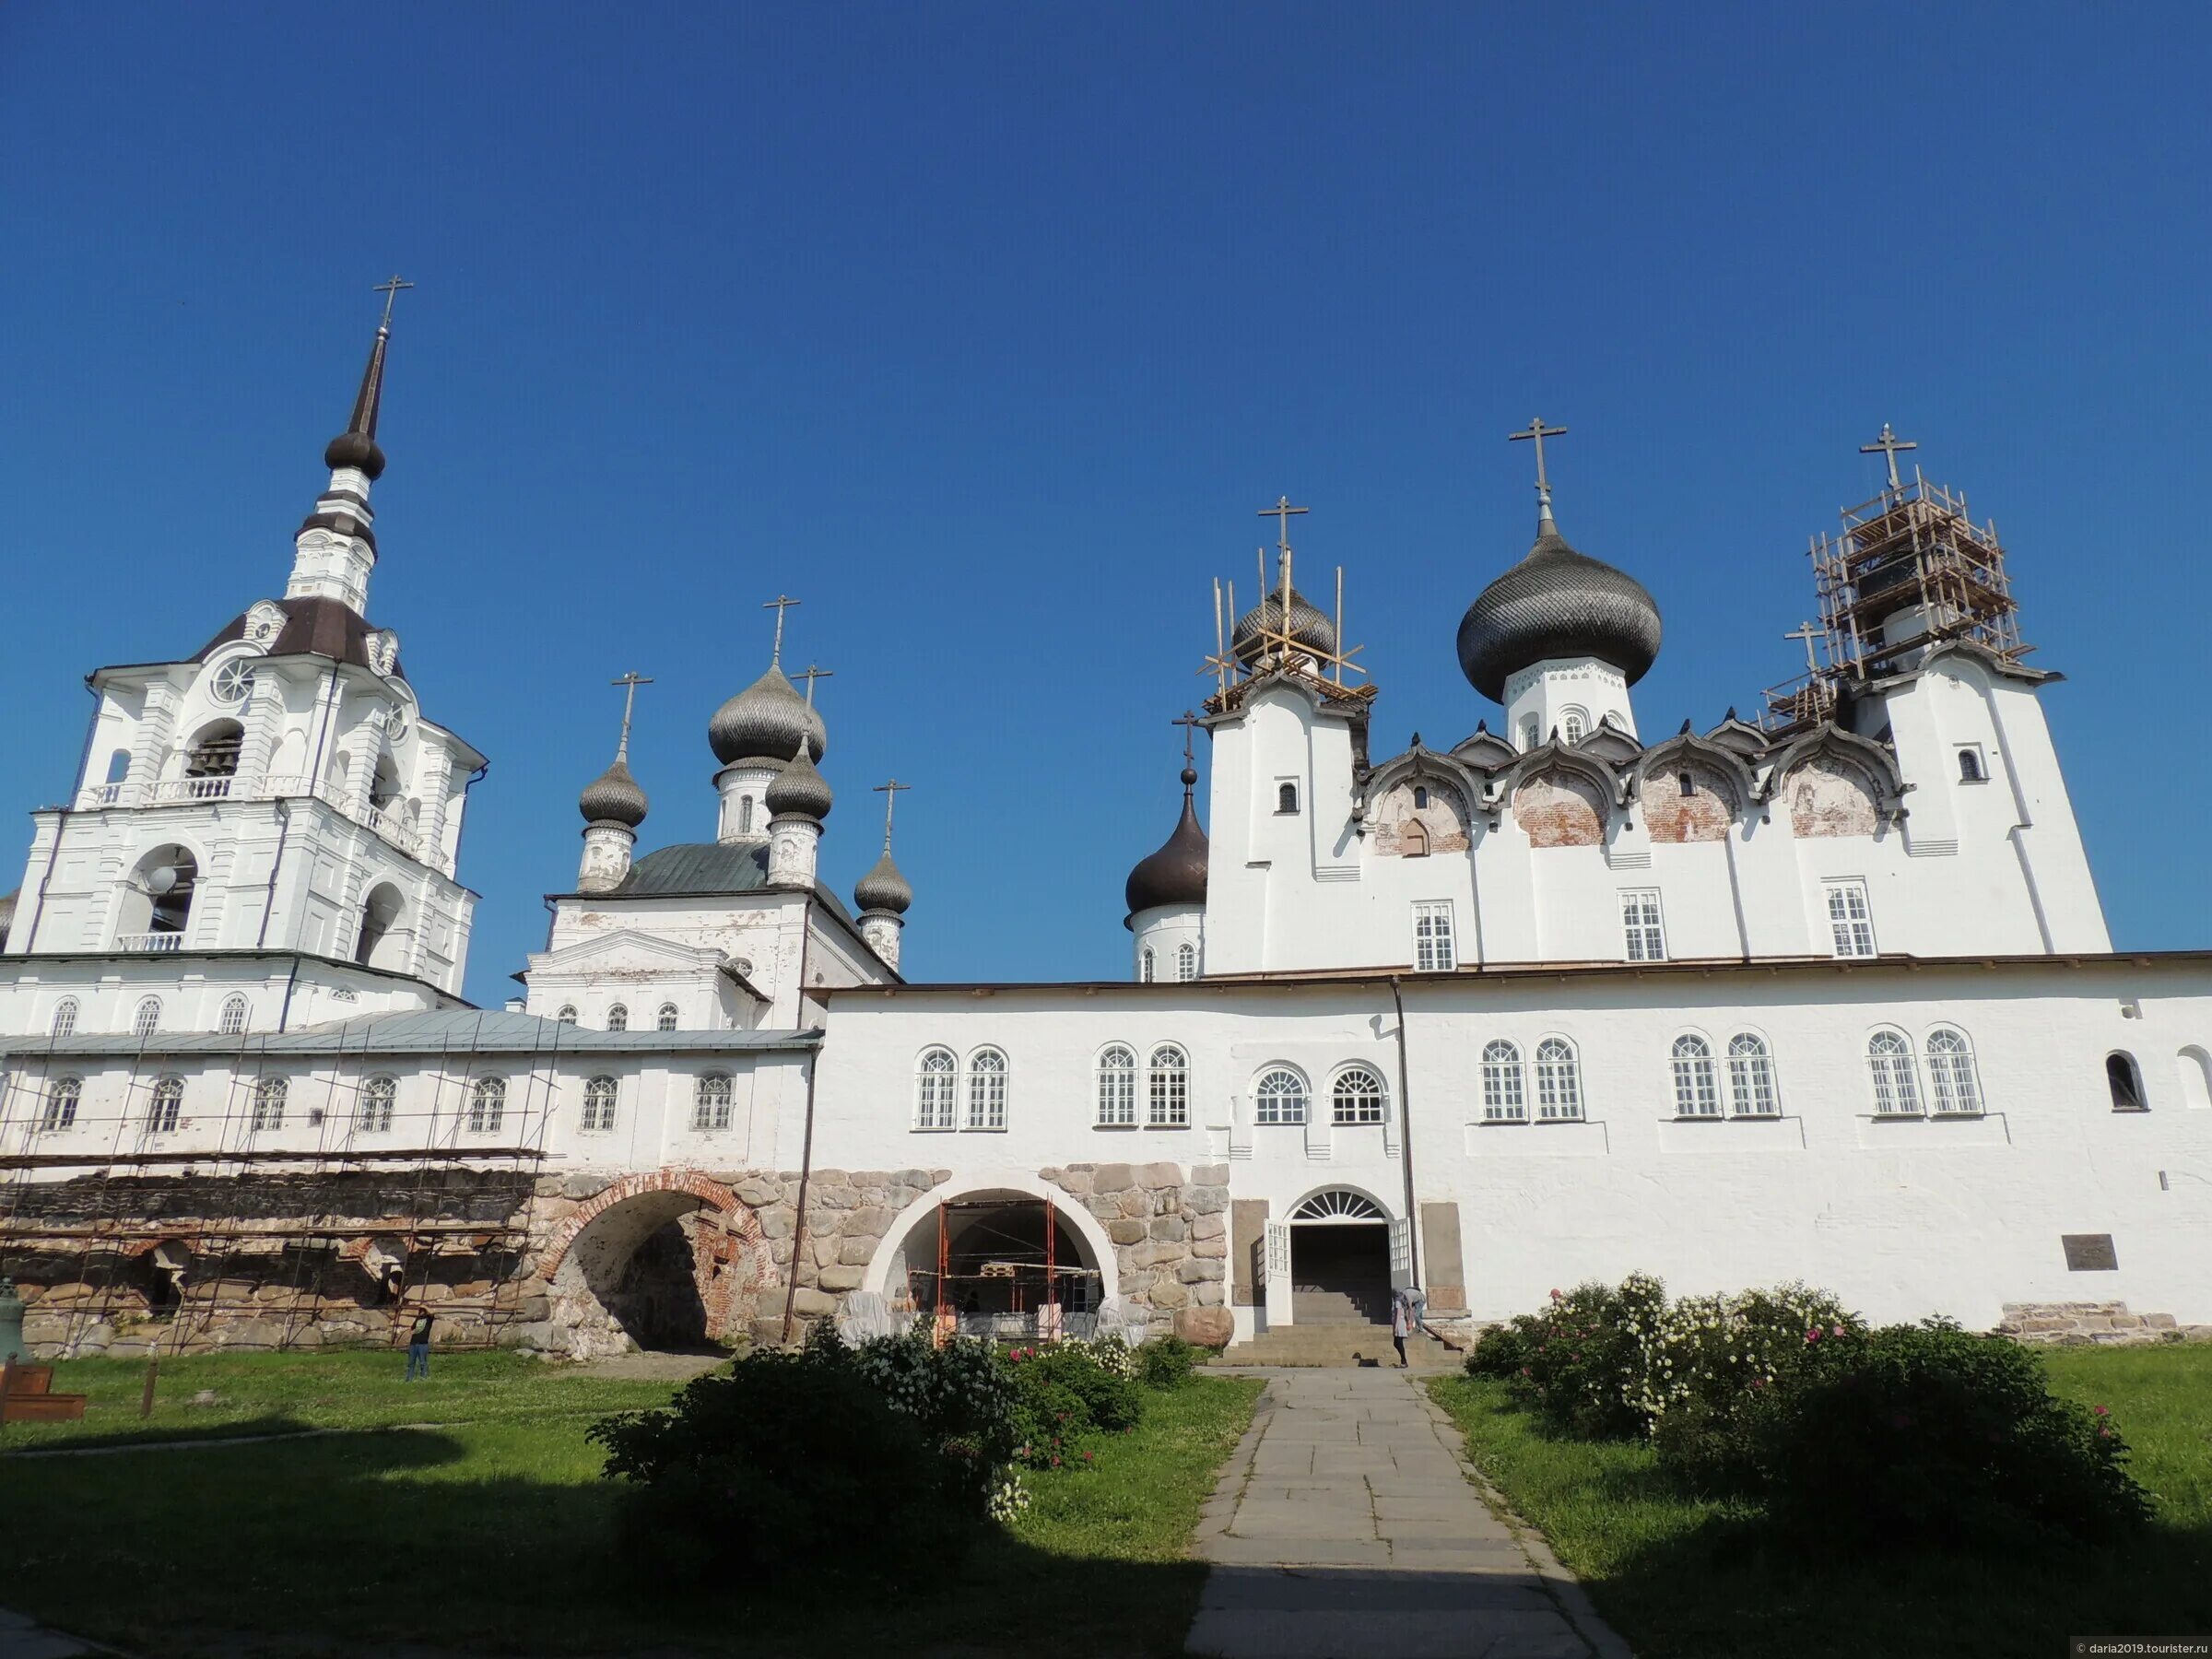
top-left (405, 1312), bottom-right (433, 1381)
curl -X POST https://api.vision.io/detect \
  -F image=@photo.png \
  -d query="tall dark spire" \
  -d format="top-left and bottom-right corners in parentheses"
top-left (324, 276), bottom-right (409, 481)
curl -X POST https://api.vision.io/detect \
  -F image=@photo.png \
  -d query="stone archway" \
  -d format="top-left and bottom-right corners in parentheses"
top-left (537, 1171), bottom-right (768, 1359)
top-left (862, 1173), bottom-right (1119, 1329)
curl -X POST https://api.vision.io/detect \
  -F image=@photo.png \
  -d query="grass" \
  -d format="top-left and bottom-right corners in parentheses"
top-left (0, 1349), bottom-right (1261, 1658)
top-left (1429, 1344), bottom-right (2212, 1659)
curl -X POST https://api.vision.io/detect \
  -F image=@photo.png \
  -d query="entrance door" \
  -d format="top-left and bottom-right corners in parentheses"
top-left (1287, 1190), bottom-right (1394, 1325)
top-left (1263, 1220), bottom-right (1291, 1330)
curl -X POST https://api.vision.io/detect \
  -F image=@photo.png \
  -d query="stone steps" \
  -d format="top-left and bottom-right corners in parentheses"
top-left (1217, 1322), bottom-right (1456, 1370)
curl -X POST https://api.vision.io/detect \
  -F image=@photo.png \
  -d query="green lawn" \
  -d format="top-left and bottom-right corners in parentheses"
top-left (1430, 1344), bottom-right (2212, 1659)
top-left (0, 1349), bottom-right (1261, 1658)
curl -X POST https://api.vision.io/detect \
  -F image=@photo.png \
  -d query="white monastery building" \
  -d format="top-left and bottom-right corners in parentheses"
top-left (2, 309), bottom-right (2206, 1362)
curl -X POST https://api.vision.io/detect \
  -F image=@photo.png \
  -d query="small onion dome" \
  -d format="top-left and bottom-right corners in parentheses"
top-left (578, 757), bottom-right (648, 827)
top-left (708, 665), bottom-right (829, 767)
top-left (765, 748), bottom-right (833, 820)
top-left (1231, 585), bottom-right (1337, 666)
top-left (324, 429), bottom-right (386, 481)
top-left (853, 849), bottom-right (913, 915)
top-left (1456, 511), bottom-right (1662, 703)
top-left (1124, 793), bottom-right (1209, 916)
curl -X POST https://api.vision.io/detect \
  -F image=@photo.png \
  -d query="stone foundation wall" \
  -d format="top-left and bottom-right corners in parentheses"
top-left (1993, 1301), bottom-right (2211, 1346)
top-left (1044, 1159), bottom-right (1234, 1346)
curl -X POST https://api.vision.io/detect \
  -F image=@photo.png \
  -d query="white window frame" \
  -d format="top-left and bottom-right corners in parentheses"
top-left (467, 1076), bottom-right (506, 1135)
top-left (1147, 1045), bottom-right (1189, 1127)
top-left (966, 1048), bottom-right (1007, 1130)
top-left (1095, 1045), bottom-right (1136, 1127)
top-left (1560, 706), bottom-right (1588, 746)
top-left (1534, 1037), bottom-right (1583, 1122)
top-left (692, 1072), bottom-right (734, 1133)
top-left (359, 1074), bottom-right (396, 1133)
top-left (250, 1076), bottom-right (287, 1132)
top-left (1866, 1030), bottom-right (1922, 1116)
top-left (913, 1047), bottom-right (958, 1130)
top-left (582, 1075), bottom-right (618, 1133)
top-left (41, 1077), bottom-right (82, 1132)
top-left (1480, 1040), bottom-right (1526, 1123)
top-left (218, 994), bottom-right (249, 1036)
top-left (1175, 941), bottom-right (1198, 982)
top-left (1413, 901), bottom-right (1457, 971)
top-left (1670, 1034), bottom-right (1720, 1118)
top-left (1253, 1066), bottom-right (1309, 1126)
top-left (555, 1005), bottom-right (579, 1027)
top-left (133, 996), bottom-right (162, 1039)
top-left (1824, 879), bottom-right (1877, 959)
top-left (1725, 1033), bottom-right (1778, 1116)
top-left (1926, 1029), bottom-right (1983, 1116)
top-left (1331, 1065), bottom-right (1388, 1126)
top-left (1520, 715), bottom-right (1540, 751)
top-left (1139, 947), bottom-right (1155, 983)
top-left (606, 1003), bottom-right (629, 1032)
top-left (148, 1075), bottom-right (183, 1135)
top-left (657, 1003), bottom-right (680, 1032)
top-left (50, 998), bottom-right (78, 1039)
top-left (1621, 889), bottom-right (1666, 962)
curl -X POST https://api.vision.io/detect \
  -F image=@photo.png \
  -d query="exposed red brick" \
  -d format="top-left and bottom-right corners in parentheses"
top-left (1514, 772), bottom-right (1605, 848)
top-left (1641, 765), bottom-right (1735, 844)
top-left (1784, 758), bottom-right (1878, 838)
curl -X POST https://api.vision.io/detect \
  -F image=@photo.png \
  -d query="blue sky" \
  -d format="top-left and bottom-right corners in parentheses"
top-left (3, 4), bottom-right (2206, 1004)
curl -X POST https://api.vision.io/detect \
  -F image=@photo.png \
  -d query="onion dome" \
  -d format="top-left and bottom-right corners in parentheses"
top-left (1124, 767), bottom-right (1209, 917)
top-left (578, 757), bottom-right (648, 827)
top-left (708, 665), bottom-right (828, 767)
top-left (1231, 585), bottom-right (1337, 666)
top-left (853, 849), bottom-right (913, 915)
top-left (1456, 507), bottom-right (1662, 702)
top-left (765, 748), bottom-right (832, 820)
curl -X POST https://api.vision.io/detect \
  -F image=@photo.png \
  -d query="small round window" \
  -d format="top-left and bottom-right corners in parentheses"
top-left (211, 661), bottom-right (256, 704)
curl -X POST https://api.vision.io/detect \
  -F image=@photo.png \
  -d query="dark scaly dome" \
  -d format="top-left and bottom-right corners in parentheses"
top-left (1231, 585), bottom-right (1337, 667)
top-left (709, 665), bottom-right (828, 767)
top-left (1456, 507), bottom-right (1662, 703)
top-left (853, 849), bottom-right (913, 915)
top-left (578, 756), bottom-right (649, 827)
top-left (765, 748), bottom-right (832, 820)
top-left (1124, 763), bottom-right (1209, 918)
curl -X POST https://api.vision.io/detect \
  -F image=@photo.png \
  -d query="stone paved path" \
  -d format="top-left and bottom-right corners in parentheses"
top-left (1186, 1369), bottom-right (1629, 1659)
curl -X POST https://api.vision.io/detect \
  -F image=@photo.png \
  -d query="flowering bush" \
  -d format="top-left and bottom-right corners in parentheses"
top-left (1136, 1334), bottom-right (1199, 1389)
top-left (1005, 1337), bottom-right (1144, 1466)
top-left (843, 1322), bottom-right (1022, 1505)
top-left (1477, 1277), bottom-right (1663, 1438)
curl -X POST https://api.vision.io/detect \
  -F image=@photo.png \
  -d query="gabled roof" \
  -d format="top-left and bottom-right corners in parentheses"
top-left (191, 596), bottom-right (402, 681)
top-left (563, 840), bottom-right (857, 926)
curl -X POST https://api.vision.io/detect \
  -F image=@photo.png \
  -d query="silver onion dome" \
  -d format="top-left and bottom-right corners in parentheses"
top-left (708, 665), bottom-right (829, 767)
top-left (578, 757), bottom-right (648, 827)
top-left (1456, 509), bottom-right (1662, 703)
top-left (765, 748), bottom-right (833, 821)
top-left (853, 849), bottom-right (913, 915)
top-left (1231, 585), bottom-right (1337, 667)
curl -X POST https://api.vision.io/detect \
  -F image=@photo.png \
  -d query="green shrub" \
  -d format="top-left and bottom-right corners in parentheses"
top-left (590, 1347), bottom-right (952, 1585)
top-left (1752, 1320), bottom-right (2152, 1549)
top-left (1500, 1277), bottom-right (1664, 1439)
top-left (843, 1324), bottom-right (1021, 1505)
top-left (1137, 1335), bottom-right (1198, 1389)
top-left (1009, 1370), bottom-right (1091, 1469)
top-left (1465, 1323), bottom-right (1529, 1379)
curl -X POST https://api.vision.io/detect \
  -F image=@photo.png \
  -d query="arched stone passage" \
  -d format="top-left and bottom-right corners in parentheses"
top-left (539, 1171), bottom-right (767, 1359)
top-left (863, 1174), bottom-right (1118, 1335)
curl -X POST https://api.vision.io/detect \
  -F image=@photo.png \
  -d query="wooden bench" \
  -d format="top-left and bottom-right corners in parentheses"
top-left (1, 1360), bottom-right (88, 1423)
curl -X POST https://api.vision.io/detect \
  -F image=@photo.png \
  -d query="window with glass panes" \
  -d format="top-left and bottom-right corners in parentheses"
top-left (1413, 901), bottom-right (1456, 971)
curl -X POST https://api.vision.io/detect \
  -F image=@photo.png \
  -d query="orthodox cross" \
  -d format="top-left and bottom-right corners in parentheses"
top-left (609, 671), bottom-right (653, 761)
top-left (761, 594), bottom-right (801, 665)
top-left (372, 274), bottom-right (415, 332)
top-left (1861, 423), bottom-right (1917, 491)
top-left (1784, 621), bottom-right (1823, 676)
top-left (1172, 709), bottom-right (1202, 767)
top-left (1509, 418), bottom-right (1569, 505)
top-left (872, 779), bottom-right (912, 850)
top-left (1257, 496), bottom-right (1308, 555)
top-left (796, 663), bottom-right (834, 707)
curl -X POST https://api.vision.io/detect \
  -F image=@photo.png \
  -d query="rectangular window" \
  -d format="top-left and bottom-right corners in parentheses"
top-left (1620, 889), bottom-right (1666, 961)
top-left (1412, 901), bottom-right (1457, 971)
top-left (1824, 880), bottom-right (1876, 959)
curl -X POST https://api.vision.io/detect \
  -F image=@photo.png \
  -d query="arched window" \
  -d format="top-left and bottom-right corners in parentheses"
top-left (1277, 782), bottom-right (1300, 814)
top-left (1290, 1189), bottom-right (1386, 1221)
top-left (1671, 1035), bottom-right (1720, 1118)
top-left (50, 998), bottom-right (78, 1038)
top-left (2104, 1051), bottom-right (2144, 1112)
top-left (1147, 1045), bottom-right (1189, 1127)
top-left (1140, 947), bottom-right (1155, 983)
top-left (693, 1072), bottom-right (734, 1133)
top-left (354, 883), bottom-right (403, 969)
top-left (967, 1049), bottom-right (1008, 1130)
top-left (1481, 1040), bottom-right (1526, 1123)
top-left (1725, 1033), bottom-right (1777, 1116)
top-left (359, 1075), bottom-right (396, 1133)
top-left (133, 996), bottom-right (161, 1039)
top-left (183, 719), bottom-right (244, 782)
top-left (148, 1075), bottom-right (183, 1135)
top-left (606, 1003), bottom-right (629, 1032)
top-left (1332, 1065), bottom-right (1388, 1125)
top-left (582, 1076), bottom-right (618, 1132)
top-left (218, 994), bottom-right (249, 1036)
top-left (2179, 1046), bottom-right (2212, 1112)
top-left (1866, 1030), bottom-right (1920, 1116)
top-left (657, 1003), bottom-right (679, 1031)
top-left (1254, 1067), bottom-right (1308, 1125)
top-left (1402, 819), bottom-right (1430, 857)
top-left (1535, 1038), bottom-right (1583, 1122)
top-left (1521, 716), bottom-right (1540, 751)
top-left (1928, 1030), bottom-right (1984, 1115)
top-left (250, 1077), bottom-right (287, 1132)
top-left (555, 1006), bottom-right (578, 1027)
top-left (1561, 708), bottom-right (1588, 745)
top-left (914, 1047), bottom-right (957, 1130)
top-left (1413, 785), bottom-right (1430, 809)
top-left (738, 796), bottom-right (755, 834)
top-left (1175, 942), bottom-right (1198, 982)
top-left (1096, 1045), bottom-right (1136, 1127)
top-left (41, 1077), bottom-right (81, 1132)
top-left (1959, 747), bottom-right (1984, 782)
top-left (467, 1077), bottom-right (506, 1134)
top-left (1677, 771), bottom-right (1694, 797)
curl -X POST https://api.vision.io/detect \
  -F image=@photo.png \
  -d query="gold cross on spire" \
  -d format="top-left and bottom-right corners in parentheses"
top-left (1783, 621), bottom-right (1823, 677)
top-left (796, 663), bottom-right (834, 707)
top-left (1257, 495), bottom-right (1309, 555)
top-left (761, 595), bottom-right (801, 666)
top-left (1860, 422), bottom-right (1918, 491)
top-left (1509, 418), bottom-right (1569, 506)
top-left (372, 274), bottom-right (415, 333)
top-left (872, 779), bottom-right (912, 851)
top-left (609, 671), bottom-right (653, 761)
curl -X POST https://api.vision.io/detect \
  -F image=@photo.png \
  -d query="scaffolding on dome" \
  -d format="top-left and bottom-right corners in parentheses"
top-left (1761, 452), bottom-right (2030, 736)
top-left (1200, 499), bottom-right (1376, 720)
top-left (900, 1195), bottom-right (1102, 1343)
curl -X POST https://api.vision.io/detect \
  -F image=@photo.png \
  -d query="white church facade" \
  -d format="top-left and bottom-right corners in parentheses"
top-left (2, 309), bottom-right (2206, 1361)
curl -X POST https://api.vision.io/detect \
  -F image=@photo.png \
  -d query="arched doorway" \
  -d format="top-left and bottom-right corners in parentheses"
top-left (868, 1182), bottom-right (1114, 1339)
top-left (1288, 1188), bottom-right (1392, 1325)
top-left (538, 1173), bottom-right (765, 1359)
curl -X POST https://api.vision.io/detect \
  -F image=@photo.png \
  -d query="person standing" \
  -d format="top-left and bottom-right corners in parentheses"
top-left (1390, 1290), bottom-right (1411, 1369)
top-left (405, 1312), bottom-right (433, 1382)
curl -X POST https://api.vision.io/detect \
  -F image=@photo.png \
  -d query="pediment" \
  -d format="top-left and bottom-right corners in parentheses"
top-left (530, 927), bottom-right (725, 975)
